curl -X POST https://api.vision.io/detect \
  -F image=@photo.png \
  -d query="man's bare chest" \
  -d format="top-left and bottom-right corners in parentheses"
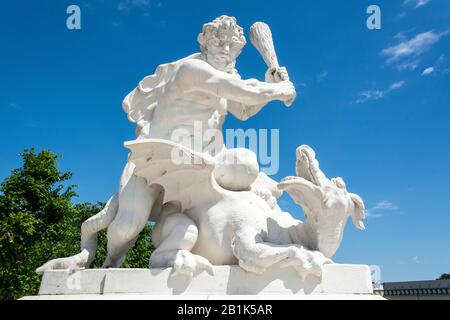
top-left (169, 91), bottom-right (228, 115)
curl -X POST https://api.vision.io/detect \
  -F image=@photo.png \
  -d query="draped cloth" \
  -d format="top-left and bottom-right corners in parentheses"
top-left (122, 53), bottom-right (202, 131)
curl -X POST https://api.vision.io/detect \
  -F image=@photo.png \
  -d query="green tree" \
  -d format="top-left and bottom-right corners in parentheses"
top-left (0, 149), bottom-right (154, 299)
top-left (437, 274), bottom-right (450, 280)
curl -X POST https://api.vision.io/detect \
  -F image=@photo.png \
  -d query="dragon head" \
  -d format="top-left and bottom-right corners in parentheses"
top-left (278, 145), bottom-right (366, 257)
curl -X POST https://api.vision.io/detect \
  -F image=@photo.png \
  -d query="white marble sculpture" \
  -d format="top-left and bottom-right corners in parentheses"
top-left (36, 16), bottom-right (366, 283)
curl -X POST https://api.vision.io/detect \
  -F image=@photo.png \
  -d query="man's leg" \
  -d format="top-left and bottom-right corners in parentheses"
top-left (103, 161), bottom-right (162, 267)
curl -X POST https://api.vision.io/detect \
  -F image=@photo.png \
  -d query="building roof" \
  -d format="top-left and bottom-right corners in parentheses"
top-left (383, 280), bottom-right (450, 296)
top-left (383, 280), bottom-right (450, 290)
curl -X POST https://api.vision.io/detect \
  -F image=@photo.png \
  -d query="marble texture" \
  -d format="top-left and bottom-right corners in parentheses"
top-left (33, 264), bottom-right (373, 296)
top-left (35, 15), bottom-right (370, 297)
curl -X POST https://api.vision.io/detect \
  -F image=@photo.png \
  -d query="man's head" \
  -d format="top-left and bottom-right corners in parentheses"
top-left (198, 15), bottom-right (246, 73)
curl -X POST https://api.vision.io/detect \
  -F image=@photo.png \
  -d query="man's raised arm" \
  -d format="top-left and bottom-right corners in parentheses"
top-left (175, 59), bottom-right (296, 107)
top-left (226, 100), bottom-right (266, 121)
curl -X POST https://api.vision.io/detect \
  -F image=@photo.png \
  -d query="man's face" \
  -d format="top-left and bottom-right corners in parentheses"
top-left (203, 28), bottom-right (245, 72)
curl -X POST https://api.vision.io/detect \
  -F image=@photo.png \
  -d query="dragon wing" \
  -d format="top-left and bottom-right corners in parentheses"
top-left (125, 139), bottom-right (217, 212)
top-left (278, 177), bottom-right (323, 217)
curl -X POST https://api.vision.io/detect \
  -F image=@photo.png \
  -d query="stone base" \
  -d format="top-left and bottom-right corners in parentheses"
top-left (21, 264), bottom-right (382, 299)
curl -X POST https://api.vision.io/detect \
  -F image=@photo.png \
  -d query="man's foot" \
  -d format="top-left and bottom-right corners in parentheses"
top-left (36, 249), bottom-right (89, 275)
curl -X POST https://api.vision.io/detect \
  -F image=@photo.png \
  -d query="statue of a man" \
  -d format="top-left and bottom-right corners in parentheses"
top-left (36, 15), bottom-right (296, 274)
top-left (125, 15), bottom-right (295, 148)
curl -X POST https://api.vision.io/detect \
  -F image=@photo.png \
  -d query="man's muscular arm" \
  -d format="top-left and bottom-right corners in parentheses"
top-left (175, 59), bottom-right (295, 107)
top-left (227, 67), bottom-right (294, 121)
top-left (227, 100), bottom-right (266, 121)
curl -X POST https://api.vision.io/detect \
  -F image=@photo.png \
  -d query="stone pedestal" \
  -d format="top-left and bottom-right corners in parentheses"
top-left (21, 264), bottom-right (383, 299)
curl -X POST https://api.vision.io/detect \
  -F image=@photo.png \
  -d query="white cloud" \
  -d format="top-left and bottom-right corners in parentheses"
top-left (396, 60), bottom-right (419, 71)
top-left (422, 66), bottom-right (434, 75)
top-left (132, 0), bottom-right (150, 6)
top-left (365, 212), bottom-right (384, 219)
top-left (404, 0), bottom-right (431, 8)
top-left (317, 71), bottom-right (328, 82)
top-left (357, 90), bottom-right (385, 104)
top-left (294, 81), bottom-right (307, 88)
top-left (413, 256), bottom-right (420, 264)
top-left (373, 201), bottom-right (399, 210)
top-left (118, 0), bottom-right (150, 11)
top-left (356, 81), bottom-right (406, 104)
top-left (394, 32), bottom-right (407, 41)
top-left (8, 102), bottom-right (21, 111)
top-left (117, 0), bottom-right (130, 11)
top-left (421, 55), bottom-right (448, 76)
top-left (416, 0), bottom-right (430, 7)
top-left (381, 31), bottom-right (447, 66)
top-left (389, 81), bottom-right (406, 90)
top-left (366, 201), bottom-right (399, 218)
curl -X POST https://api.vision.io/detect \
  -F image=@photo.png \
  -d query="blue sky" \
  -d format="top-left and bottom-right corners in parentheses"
top-left (1, 0), bottom-right (449, 282)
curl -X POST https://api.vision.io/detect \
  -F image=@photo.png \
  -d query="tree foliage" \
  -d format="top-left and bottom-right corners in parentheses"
top-left (438, 274), bottom-right (450, 280)
top-left (0, 149), bottom-right (154, 299)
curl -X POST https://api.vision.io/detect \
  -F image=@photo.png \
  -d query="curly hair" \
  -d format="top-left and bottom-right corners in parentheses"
top-left (197, 15), bottom-right (246, 53)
